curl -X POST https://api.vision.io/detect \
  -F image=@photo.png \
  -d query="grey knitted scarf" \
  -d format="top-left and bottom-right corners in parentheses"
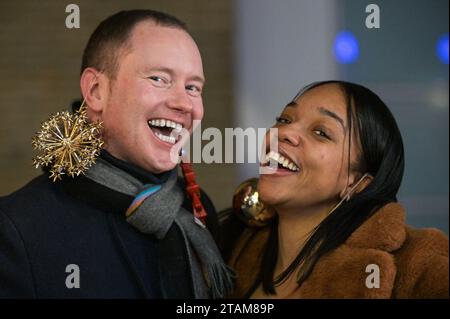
top-left (85, 158), bottom-right (234, 298)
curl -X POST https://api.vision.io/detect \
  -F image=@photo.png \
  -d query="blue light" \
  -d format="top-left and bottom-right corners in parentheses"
top-left (333, 31), bottom-right (359, 64)
top-left (436, 34), bottom-right (449, 65)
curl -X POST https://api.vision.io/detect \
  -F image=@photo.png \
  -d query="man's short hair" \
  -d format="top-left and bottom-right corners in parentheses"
top-left (81, 9), bottom-right (188, 78)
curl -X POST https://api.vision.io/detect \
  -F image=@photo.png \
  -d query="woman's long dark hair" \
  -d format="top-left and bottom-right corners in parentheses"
top-left (260, 81), bottom-right (405, 294)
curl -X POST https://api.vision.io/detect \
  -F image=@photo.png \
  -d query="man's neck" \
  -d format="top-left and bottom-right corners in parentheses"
top-left (100, 150), bottom-right (172, 184)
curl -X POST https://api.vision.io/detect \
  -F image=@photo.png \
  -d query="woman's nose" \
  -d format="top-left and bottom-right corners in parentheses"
top-left (278, 125), bottom-right (301, 146)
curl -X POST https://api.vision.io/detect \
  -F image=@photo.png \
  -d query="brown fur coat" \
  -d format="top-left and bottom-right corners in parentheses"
top-left (229, 203), bottom-right (449, 298)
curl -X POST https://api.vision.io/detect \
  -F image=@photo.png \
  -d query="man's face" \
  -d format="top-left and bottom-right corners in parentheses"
top-left (100, 22), bottom-right (204, 173)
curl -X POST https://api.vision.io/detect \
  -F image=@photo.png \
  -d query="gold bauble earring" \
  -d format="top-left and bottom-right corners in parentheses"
top-left (232, 178), bottom-right (276, 227)
top-left (31, 100), bottom-right (104, 182)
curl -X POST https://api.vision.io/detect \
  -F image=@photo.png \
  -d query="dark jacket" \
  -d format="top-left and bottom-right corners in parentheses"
top-left (228, 203), bottom-right (449, 298)
top-left (0, 164), bottom-right (218, 298)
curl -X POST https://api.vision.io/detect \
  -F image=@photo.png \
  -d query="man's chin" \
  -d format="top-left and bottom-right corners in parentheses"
top-left (143, 159), bottom-right (178, 174)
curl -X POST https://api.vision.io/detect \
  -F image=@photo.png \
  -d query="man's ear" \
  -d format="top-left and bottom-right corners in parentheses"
top-left (339, 173), bottom-right (373, 200)
top-left (80, 68), bottom-right (109, 121)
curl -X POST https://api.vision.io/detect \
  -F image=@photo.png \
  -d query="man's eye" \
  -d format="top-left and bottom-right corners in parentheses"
top-left (275, 116), bottom-right (291, 124)
top-left (149, 76), bottom-right (170, 87)
top-left (186, 85), bottom-right (202, 96)
top-left (149, 76), bottom-right (163, 82)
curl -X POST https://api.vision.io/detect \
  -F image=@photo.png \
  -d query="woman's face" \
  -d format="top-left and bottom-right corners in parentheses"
top-left (258, 83), bottom-right (362, 214)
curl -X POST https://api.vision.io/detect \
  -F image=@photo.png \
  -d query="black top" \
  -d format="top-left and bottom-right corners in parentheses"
top-left (0, 153), bottom-right (218, 298)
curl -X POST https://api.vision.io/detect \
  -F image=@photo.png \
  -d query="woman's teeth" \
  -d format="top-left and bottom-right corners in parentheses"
top-left (262, 151), bottom-right (300, 172)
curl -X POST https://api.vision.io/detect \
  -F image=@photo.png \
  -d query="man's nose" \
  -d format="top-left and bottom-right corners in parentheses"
top-left (166, 86), bottom-right (193, 113)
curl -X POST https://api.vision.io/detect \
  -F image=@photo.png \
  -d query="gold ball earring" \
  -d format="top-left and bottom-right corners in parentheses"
top-left (232, 178), bottom-right (276, 227)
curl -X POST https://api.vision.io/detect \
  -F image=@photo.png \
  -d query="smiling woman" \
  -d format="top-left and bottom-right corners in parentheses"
top-left (226, 81), bottom-right (449, 299)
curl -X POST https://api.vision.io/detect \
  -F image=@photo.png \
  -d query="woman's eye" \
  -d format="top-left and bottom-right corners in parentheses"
top-left (186, 85), bottom-right (202, 97)
top-left (275, 116), bottom-right (291, 124)
top-left (313, 129), bottom-right (330, 139)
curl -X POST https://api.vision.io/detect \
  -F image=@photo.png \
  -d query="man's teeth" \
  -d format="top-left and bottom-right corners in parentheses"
top-left (154, 132), bottom-right (176, 144)
top-left (148, 119), bottom-right (183, 132)
top-left (262, 151), bottom-right (300, 172)
top-left (148, 118), bottom-right (183, 144)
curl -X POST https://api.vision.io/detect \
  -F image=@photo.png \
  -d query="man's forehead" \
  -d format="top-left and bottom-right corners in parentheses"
top-left (112, 21), bottom-right (166, 65)
top-left (130, 20), bottom-right (190, 43)
top-left (126, 22), bottom-right (199, 59)
top-left (130, 20), bottom-right (161, 37)
top-left (117, 22), bottom-right (204, 80)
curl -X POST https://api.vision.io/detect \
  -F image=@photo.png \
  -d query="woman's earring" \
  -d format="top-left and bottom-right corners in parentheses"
top-left (233, 178), bottom-right (276, 227)
top-left (32, 100), bottom-right (104, 182)
top-left (346, 173), bottom-right (370, 200)
top-left (329, 173), bottom-right (370, 215)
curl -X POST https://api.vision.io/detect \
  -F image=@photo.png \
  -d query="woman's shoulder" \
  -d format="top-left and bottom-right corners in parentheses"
top-left (347, 202), bottom-right (448, 255)
top-left (219, 208), bottom-right (271, 261)
top-left (349, 201), bottom-right (448, 298)
top-left (403, 226), bottom-right (448, 256)
top-left (225, 224), bottom-right (270, 298)
top-left (228, 224), bottom-right (271, 266)
top-left (392, 225), bottom-right (448, 298)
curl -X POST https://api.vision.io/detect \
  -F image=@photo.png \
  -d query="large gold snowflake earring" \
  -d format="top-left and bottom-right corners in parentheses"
top-left (32, 99), bottom-right (104, 182)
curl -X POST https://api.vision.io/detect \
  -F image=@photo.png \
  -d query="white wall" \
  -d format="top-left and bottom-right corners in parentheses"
top-left (233, 0), bottom-right (338, 180)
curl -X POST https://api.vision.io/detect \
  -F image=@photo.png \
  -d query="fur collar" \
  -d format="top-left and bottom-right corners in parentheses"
top-left (230, 202), bottom-right (408, 298)
top-left (345, 202), bottom-right (406, 251)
